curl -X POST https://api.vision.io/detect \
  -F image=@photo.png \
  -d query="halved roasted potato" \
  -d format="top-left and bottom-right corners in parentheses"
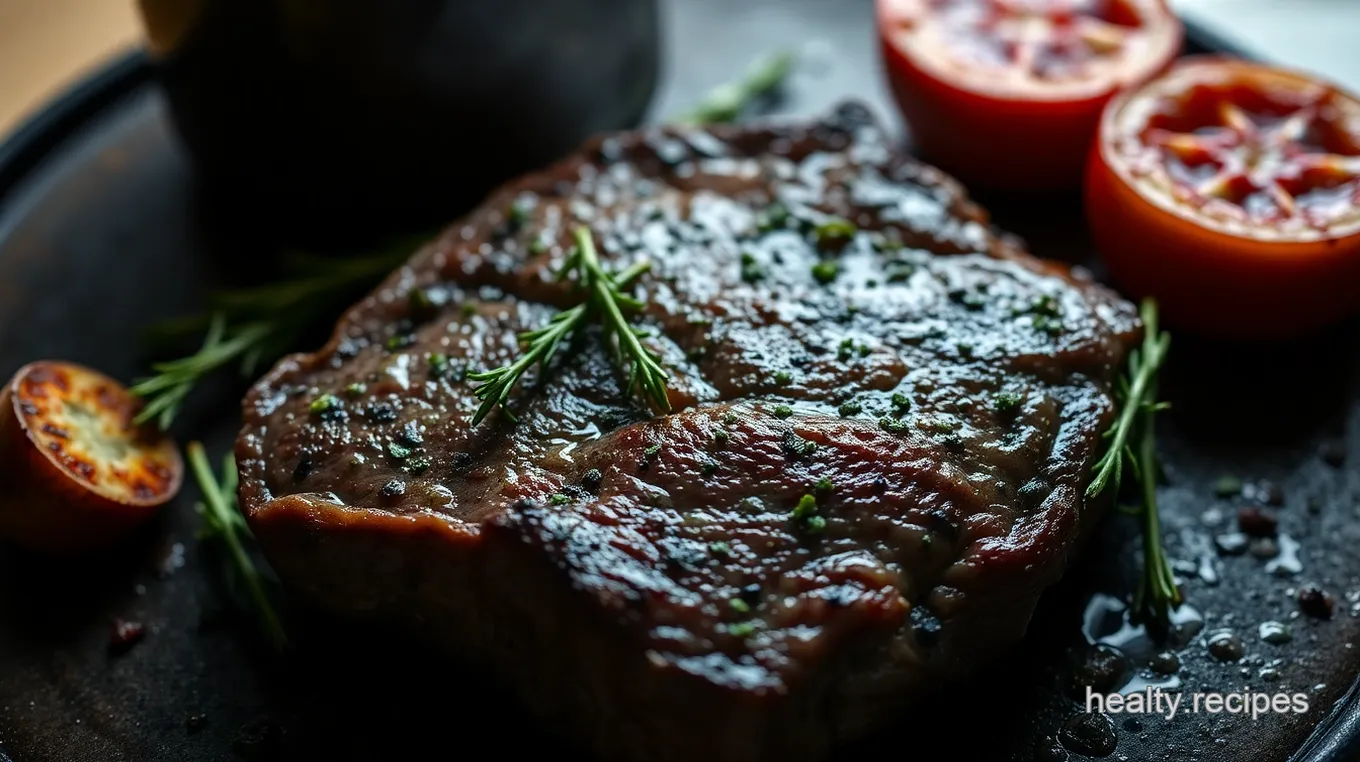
top-left (0, 361), bottom-right (183, 555)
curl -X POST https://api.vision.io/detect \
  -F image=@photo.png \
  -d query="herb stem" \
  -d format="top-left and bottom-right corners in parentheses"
top-left (467, 233), bottom-right (659, 425)
top-left (132, 237), bottom-right (420, 430)
top-left (467, 304), bottom-right (590, 426)
top-left (673, 50), bottom-right (796, 125)
top-left (1085, 305), bottom-right (1170, 499)
top-left (1133, 402), bottom-right (1181, 626)
top-left (186, 442), bottom-right (288, 652)
top-left (132, 318), bottom-right (273, 429)
top-left (1085, 298), bottom-right (1180, 629)
top-left (573, 228), bottom-right (671, 413)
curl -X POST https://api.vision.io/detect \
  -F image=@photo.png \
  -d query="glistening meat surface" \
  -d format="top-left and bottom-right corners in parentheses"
top-left (236, 103), bottom-right (1140, 762)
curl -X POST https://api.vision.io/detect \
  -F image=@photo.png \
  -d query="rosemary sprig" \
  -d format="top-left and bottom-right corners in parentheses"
top-left (569, 227), bottom-right (671, 413)
top-left (186, 442), bottom-right (288, 652)
top-left (468, 227), bottom-right (665, 425)
top-left (1086, 298), bottom-right (1179, 628)
top-left (673, 50), bottom-right (796, 125)
top-left (131, 317), bottom-right (272, 430)
top-left (1131, 392), bottom-right (1179, 628)
top-left (468, 304), bottom-right (590, 426)
top-left (131, 239), bottom-right (418, 429)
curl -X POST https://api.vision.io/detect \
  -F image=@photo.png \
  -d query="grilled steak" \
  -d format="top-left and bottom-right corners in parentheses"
top-left (236, 103), bottom-right (1140, 762)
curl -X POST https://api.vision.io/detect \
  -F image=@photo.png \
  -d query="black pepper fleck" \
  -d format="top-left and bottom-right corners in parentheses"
top-left (379, 480), bottom-right (406, 501)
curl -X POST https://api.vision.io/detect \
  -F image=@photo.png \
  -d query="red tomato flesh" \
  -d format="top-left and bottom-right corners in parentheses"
top-left (879, 0), bottom-right (1182, 190)
top-left (1087, 58), bottom-right (1360, 339)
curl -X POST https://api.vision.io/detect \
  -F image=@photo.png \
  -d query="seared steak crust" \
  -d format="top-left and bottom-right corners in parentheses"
top-left (237, 103), bottom-right (1139, 761)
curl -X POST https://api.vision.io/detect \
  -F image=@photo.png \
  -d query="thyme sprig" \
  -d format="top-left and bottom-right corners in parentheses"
top-left (131, 239), bottom-right (420, 429)
top-left (468, 305), bottom-right (591, 426)
top-left (1085, 298), bottom-right (1180, 629)
top-left (469, 227), bottom-right (667, 425)
top-left (674, 50), bottom-right (796, 125)
top-left (568, 227), bottom-right (671, 413)
top-left (131, 317), bottom-right (272, 430)
top-left (186, 442), bottom-right (288, 652)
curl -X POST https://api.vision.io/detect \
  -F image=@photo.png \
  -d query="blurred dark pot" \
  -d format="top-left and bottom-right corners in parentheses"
top-left (138, 0), bottom-right (661, 239)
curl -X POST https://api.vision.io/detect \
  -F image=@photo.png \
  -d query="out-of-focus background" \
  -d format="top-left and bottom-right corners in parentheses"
top-left (0, 0), bottom-right (1358, 135)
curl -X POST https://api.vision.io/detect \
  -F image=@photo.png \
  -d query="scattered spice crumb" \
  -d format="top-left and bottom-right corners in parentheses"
top-left (1298, 585), bottom-right (1335, 619)
top-left (109, 618), bottom-right (145, 653)
top-left (1236, 506), bottom-right (1278, 538)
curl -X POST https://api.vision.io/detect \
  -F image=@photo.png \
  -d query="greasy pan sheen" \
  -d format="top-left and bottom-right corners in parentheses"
top-left (237, 104), bottom-right (1139, 762)
top-left (0, 361), bottom-right (182, 555)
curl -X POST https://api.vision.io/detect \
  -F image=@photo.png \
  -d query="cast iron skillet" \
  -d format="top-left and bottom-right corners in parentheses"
top-left (0, 2), bottom-right (1357, 760)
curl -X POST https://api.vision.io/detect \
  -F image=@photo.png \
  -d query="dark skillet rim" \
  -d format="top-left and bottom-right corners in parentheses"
top-left (0, 49), bottom-right (151, 215)
top-left (0, 26), bottom-right (1354, 762)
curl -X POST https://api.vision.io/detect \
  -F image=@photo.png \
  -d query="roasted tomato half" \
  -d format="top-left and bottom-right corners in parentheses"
top-left (878, 0), bottom-right (1182, 190)
top-left (0, 361), bottom-right (183, 555)
top-left (1087, 58), bottom-right (1360, 339)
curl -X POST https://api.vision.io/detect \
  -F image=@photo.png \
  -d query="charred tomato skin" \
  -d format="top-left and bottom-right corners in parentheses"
top-left (877, 0), bottom-right (1182, 190)
top-left (1086, 58), bottom-right (1360, 340)
top-left (0, 361), bottom-right (183, 556)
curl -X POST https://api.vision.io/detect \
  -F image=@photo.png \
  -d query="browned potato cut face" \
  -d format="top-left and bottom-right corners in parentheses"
top-left (10, 361), bottom-right (181, 507)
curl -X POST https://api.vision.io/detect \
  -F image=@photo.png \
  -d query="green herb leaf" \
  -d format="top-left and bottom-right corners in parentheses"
top-left (673, 50), bottom-right (797, 125)
top-left (1214, 475), bottom-right (1242, 498)
top-left (309, 393), bottom-right (340, 415)
top-left (811, 260), bottom-right (840, 284)
top-left (757, 203), bottom-right (790, 233)
top-left (467, 228), bottom-right (666, 425)
top-left (186, 443), bottom-right (288, 652)
top-left (813, 218), bottom-right (857, 250)
top-left (791, 494), bottom-right (818, 522)
top-left (131, 316), bottom-right (274, 430)
top-left (740, 251), bottom-right (765, 283)
top-left (573, 227), bottom-right (671, 414)
top-left (727, 621), bottom-right (758, 638)
top-left (993, 391), bottom-right (1023, 415)
top-left (879, 416), bottom-right (910, 434)
top-left (133, 237), bottom-right (422, 430)
top-left (467, 304), bottom-right (589, 425)
top-left (1085, 298), bottom-right (1180, 630)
